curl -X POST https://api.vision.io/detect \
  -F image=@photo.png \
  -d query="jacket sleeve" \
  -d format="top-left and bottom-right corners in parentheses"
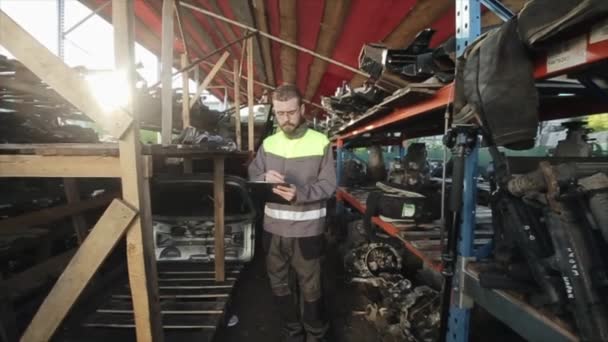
top-left (295, 144), bottom-right (337, 204)
top-left (248, 145), bottom-right (267, 181)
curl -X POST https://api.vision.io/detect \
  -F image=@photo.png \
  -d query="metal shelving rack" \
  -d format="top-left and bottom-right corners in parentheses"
top-left (334, 1), bottom-right (608, 341)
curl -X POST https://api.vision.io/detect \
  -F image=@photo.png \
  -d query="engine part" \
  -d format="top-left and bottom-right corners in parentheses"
top-left (359, 29), bottom-right (455, 93)
top-left (554, 121), bottom-right (593, 157)
top-left (367, 145), bottom-right (386, 183)
top-left (578, 172), bottom-right (608, 245)
top-left (344, 243), bottom-right (402, 279)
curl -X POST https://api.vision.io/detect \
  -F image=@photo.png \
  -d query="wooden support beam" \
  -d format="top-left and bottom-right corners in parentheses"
top-left (214, 157), bottom-right (225, 281)
top-left (304, 0), bottom-right (351, 100)
top-left (199, 60), bottom-right (325, 110)
top-left (247, 38), bottom-right (255, 151)
top-left (183, 51), bottom-right (193, 175)
top-left (228, 0), bottom-right (267, 84)
top-left (181, 54), bottom-right (191, 127)
top-left (278, 0), bottom-right (297, 84)
top-left (180, 1), bottom-right (368, 77)
top-left (190, 51), bottom-right (230, 109)
top-left (113, 1), bottom-right (164, 341)
top-left (63, 178), bottom-right (89, 244)
top-left (0, 10), bottom-right (132, 138)
top-left (233, 59), bottom-right (242, 150)
top-left (20, 199), bottom-right (137, 342)
top-left (183, 51), bottom-right (194, 174)
top-left (0, 155), bottom-right (121, 178)
top-left (252, 0), bottom-right (275, 86)
top-left (161, 0), bottom-right (175, 144)
top-left (173, 0), bottom-right (190, 58)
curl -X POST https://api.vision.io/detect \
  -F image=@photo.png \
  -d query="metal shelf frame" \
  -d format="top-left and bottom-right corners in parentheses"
top-left (334, 2), bottom-right (608, 342)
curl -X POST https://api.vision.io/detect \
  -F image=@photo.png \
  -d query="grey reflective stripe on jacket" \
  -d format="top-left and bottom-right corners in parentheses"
top-left (248, 127), bottom-right (337, 238)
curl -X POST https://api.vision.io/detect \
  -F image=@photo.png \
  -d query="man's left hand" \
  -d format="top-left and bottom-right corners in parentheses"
top-left (273, 184), bottom-right (297, 202)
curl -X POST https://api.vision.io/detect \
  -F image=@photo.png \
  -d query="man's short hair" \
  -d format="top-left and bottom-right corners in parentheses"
top-left (272, 84), bottom-right (302, 105)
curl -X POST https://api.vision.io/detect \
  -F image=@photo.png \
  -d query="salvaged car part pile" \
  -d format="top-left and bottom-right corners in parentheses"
top-left (320, 29), bottom-right (454, 135)
top-left (343, 240), bottom-right (440, 341)
top-left (0, 55), bottom-right (99, 143)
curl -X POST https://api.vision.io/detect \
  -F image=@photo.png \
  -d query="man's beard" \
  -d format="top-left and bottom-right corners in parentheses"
top-left (280, 123), bottom-right (296, 133)
top-left (280, 119), bottom-right (301, 133)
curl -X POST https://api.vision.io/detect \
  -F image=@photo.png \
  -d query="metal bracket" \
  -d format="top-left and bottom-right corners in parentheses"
top-left (578, 76), bottom-right (608, 102)
top-left (480, 0), bottom-right (515, 22)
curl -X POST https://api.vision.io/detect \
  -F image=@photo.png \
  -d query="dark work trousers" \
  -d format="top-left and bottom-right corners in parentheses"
top-left (263, 231), bottom-right (327, 342)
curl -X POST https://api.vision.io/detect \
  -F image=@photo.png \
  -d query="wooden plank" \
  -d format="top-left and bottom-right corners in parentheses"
top-left (63, 178), bottom-right (89, 243)
top-left (113, 1), bottom-right (163, 341)
top-left (247, 38), bottom-right (254, 151)
top-left (251, 0), bottom-right (275, 85)
top-left (0, 154), bottom-right (121, 178)
top-left (181, 54), bottom-right (193, 174)
top-left (304, 0), bottom-right (350, 100)
top-left (233, 59), bottom-right (242, 150)
top-left (214, 157), bottom-right (225, 281)
top-left (161, 0), bottom-right (174, 145)
top-left (20, 199), bottom-right (137, 342)
top-left (278, 0), bottom-right (297, 84)
top-left (181, 54), bottom-right (190, 128)
top-left (0, 10), bottom-right (132, 138)
top-left (0, 192), bottom-right (117, 232)
top-left (0, 143), bottom-right (118, 156)
top-left (190, 51), bottom-right (230, 109)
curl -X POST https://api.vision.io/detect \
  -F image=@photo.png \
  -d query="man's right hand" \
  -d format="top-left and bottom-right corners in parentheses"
top-left (265, 170), bottom-right (285, 183)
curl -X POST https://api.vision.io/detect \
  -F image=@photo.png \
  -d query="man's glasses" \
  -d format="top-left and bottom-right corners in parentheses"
top-left (274, 108), bottom-right (299, 119)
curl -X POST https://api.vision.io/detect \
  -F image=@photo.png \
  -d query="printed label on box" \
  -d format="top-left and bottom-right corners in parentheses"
top-left (590, 18), bottom-right (608, 44)
top-left (401, 203), bottom-right (416, 218)
top-left (547, 36), bottom-right (587, 73)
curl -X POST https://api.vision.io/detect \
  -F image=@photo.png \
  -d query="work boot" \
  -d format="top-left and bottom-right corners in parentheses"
top-left (302, 299), bottom-right (329, 342)
top-left (275, 294), bottom-right (305, 342)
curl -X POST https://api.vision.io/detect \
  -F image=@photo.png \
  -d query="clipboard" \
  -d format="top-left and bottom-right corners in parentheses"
top-left (246, 181), bottom-right (292, 204)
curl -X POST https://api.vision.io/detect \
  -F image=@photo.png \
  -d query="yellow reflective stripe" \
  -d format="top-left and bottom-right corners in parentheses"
top-left (263, 129), bottom-right (328, 158)
top-left (264, 206), bottom-right (327, 221)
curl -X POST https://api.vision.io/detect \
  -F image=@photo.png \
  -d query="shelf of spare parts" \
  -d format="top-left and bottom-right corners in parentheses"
top-left (337, 188), bottom-right (444, 271)
top-left (333, 26), bottom-right (608, 142)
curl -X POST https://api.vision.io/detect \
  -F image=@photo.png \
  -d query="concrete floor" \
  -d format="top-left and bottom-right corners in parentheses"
top-left (214, 237), bottom-right (381, 342)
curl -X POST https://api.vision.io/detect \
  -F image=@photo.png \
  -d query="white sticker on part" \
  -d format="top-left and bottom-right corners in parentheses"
top-left (401, 203), bottom-right (416, 218)
top-left (546, 36), bottom-right (587, 73)
top-left (590, 18), bottom-right (608, 44)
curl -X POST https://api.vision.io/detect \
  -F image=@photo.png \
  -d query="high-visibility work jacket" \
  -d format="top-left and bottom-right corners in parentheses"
top-left (248, 126), bottom-right (337, 238)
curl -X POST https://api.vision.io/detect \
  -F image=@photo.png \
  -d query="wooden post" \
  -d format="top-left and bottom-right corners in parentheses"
top-left (161, 0), bottom-right (174, 145)
top-left (20, 200), bottom-right (137, 342)
top-left (181, 54), bottom-right (190, 128)
top-left (113, 1), bottom-right (164, 341)
top-left (247, 38), bottom-right (254, 151)
top-left (214, 157), bottom-right (225, 281)
top-left (233, 59), bottom-right (241, 150)
top-left (181, 54), bottom-right (193, 173)
top-left (63, 178), bottom-right (88, 243)
top-left (190, 51), bottom-right (230, 109)
top-left (194, 65), bottom-right (200, 85)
